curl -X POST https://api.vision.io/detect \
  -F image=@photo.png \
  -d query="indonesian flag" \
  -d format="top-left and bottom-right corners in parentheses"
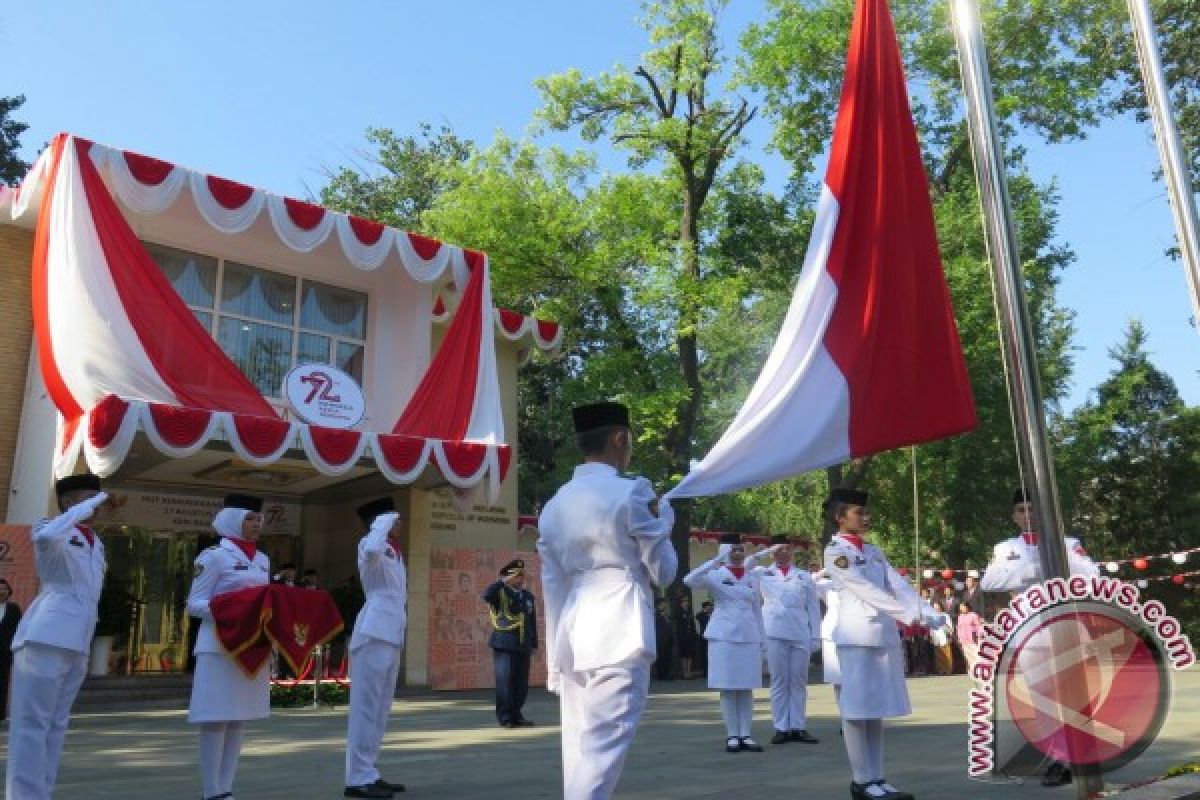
top-left (669, 0), bottom-right (976, 500)
top-left (210, 584), bottom-right (344, 677)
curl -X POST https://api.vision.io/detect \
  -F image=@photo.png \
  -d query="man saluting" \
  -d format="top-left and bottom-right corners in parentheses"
top-left (537, 401), bottom-right (678, 800)
top-left (483, 559), bottom-right (538, 728)
top-left (7, 474), bottom-right (108, 800)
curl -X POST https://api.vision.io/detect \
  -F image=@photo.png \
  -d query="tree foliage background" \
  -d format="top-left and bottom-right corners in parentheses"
top-left (320, 0), bottom-right (1199, 602)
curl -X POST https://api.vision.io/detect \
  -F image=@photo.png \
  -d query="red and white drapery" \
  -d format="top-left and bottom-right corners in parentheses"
top-left (14, 133), bottom-right (536, 499)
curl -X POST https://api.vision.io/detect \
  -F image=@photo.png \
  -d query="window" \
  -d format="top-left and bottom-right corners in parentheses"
top-left (147, 243), bottom-right (368, 398)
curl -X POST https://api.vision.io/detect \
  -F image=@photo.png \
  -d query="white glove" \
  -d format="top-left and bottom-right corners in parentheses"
top-left (657, 497), bottom-right (675, 529)
top-left (546, 668), bottom-right (563, 695)
top-left (371, 511), bottom-right (400, 533)
top-left (716, 543), bottom-right (733, 562)
top-left (69, 491), bottom-right (109, 523)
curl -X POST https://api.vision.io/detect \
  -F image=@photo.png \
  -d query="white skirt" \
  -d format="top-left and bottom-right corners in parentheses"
top-left (822, 639), bottom-right (841, 685)
top-left (835, 643), bottom-right (910, 720)
top-left (707, 641), bottom-right (762, 690)
top-left (188, 652), bottom-right (270, 723)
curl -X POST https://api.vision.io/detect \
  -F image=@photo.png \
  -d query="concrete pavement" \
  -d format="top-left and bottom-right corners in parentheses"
top-left (2, 670), bottom-right (1197, 798)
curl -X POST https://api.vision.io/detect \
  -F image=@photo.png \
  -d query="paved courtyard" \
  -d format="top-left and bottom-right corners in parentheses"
top-left (2, 670), bottom-right (1197, 799)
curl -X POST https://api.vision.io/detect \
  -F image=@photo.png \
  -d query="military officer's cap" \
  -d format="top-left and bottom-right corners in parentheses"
top-left (828, 487), bottom-right (868, 507)
top-left (1012, 487), bottom-right (1030, 506)
top-left (500, 559), bottom-right (525, 577)
top-left (572, 401), bottom-right (630, 433)
top-left (357, 496), bottom-right (396, 524)
top-left (223, 493), bottom-right (263, 513)
top-left (769, 534), bottom-right (790, 545)
top-left (718, 532), bottom-right (742, 545)
top-left (55, 473), bottom-right (100, 497)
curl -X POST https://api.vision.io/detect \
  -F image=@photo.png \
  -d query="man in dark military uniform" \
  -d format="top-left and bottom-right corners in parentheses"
top-left (483, 559), bottom-right (538, 728)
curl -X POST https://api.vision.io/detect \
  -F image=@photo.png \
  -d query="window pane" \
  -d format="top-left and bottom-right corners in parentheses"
top-left (297, 332), bottom-right (331, 366)
top-left (216, 318), bottom-right (292, 397)
top-left (144, 242), bottom-right (216, 309)
top-left (300, 281), bottom-right (366, 339)
top-left (221, 261), bottom-right (296, 325)
top-left (192, 310), bottom-right (213, 331)
top-left (337, 342), bottom-right (365, 383)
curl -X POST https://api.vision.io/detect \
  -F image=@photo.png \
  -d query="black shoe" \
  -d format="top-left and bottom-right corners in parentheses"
top-left (873, 781), bottom-right (914, 799)
top-left (372, 778), bottom-right (405, 793)
top-left (344, 784), bottom-right (393, 799)
top-left (1041, 762), bottom-right (1072, 787)
top-left (725, 736), bottom-right (741, 753)
top-left (738, 736), bottom-right (764, 752)
top-left (771, 730), bottom-right (790, 745)
top-left (791, 729), bottom-right (820, 743)
top-left (498, 719), bottom-right (516, 728)
top-left (514, 717), bottom-right (535, 727)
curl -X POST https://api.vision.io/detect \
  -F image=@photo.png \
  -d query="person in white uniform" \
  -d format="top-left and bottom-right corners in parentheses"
top-left (6, 473), bottom-right (108, 800)
top-left (824, 488), bottom-right (919, 800)
top-left (344, 497), bottom-right (408, 799)
top-left (815, 571), bottom-right (841, 691)
top-left (537, 401), bottom-right (678, 800)
top-left (186, 494), bottom-right (271, 800)
top-left (980, 487), bottom-right (1100, 789)
top-left (749, 534), bottom-right (821, 745)
top-left (684, 532), bottom-right (767, 754)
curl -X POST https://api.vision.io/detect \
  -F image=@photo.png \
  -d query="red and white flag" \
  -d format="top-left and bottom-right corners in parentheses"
top-left (670, 0), bottom-right (976, 499)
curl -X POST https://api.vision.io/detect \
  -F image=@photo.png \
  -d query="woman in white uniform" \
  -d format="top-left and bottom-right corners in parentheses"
top-left (683, 533), bottom-right (766, 753)
top-left (186, 494), bottom-right (271, 800)
top-left (824, 489), bottom-right (919, 800)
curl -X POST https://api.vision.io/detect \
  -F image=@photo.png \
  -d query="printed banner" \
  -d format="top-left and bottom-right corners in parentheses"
top-left (428, 547), bottom-right (547, 691)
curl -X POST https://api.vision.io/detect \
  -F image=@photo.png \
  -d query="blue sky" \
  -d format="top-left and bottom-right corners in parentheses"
top-left (3, 1), bottom-right (1195, 411)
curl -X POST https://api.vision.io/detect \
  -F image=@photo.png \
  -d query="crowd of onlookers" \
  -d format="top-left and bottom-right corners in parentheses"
top-left (650, 573), bottom-right (992, 681)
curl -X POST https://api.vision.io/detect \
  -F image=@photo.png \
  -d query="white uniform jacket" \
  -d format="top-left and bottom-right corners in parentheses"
top-left (12, 502), bottom-right (107, 654)
top-left (683, 558), bottom-right (765, 645)
top-left (350, 512), bottom-right (407, 650)
top-left (824, 536), bottom-right (919, 648)
top-left (750, 560), bottom-right (821, 645)
top-left (537, 463), bottom-right (677, 678)
top-left (187, 538), bottom-right (271, 654)
top-left (980, 534), bottom-right (1099, 592)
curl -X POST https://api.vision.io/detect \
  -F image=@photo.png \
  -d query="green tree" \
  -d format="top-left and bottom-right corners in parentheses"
top-left (534, 0), bottom-right (774, 579)
top-left (1, 94), bottom-right (29, 185)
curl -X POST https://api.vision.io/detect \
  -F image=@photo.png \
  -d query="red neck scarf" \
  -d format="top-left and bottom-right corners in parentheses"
top-left (229, 538), bottom-right (257, 560)
top-left (728, 565), bottom-right (746, 580)
top-left (388, 537), bottom-right (403, 556)
top-left (840, 533), bottom-right (865, 551)
top-left (76, 524), bottom-right (95, 548)
top-left (778, 564), bottom-right (791, 575)
top-left (1022, 532), bottom-right (1039, 546)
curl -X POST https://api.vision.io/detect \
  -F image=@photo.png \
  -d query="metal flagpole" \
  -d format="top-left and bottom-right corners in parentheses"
top-left (1126, 0), bottom-right (1200, 329)
top-left (911, 446), bottom-right (921, 589)
top-left (949, 3), bottom-right (1098, 796)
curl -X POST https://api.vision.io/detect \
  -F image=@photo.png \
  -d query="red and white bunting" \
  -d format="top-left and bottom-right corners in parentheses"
top-left (55, 395), bottom-right (513, 490)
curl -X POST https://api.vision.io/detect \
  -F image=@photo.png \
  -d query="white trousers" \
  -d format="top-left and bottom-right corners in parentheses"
top-left (6, 643), bottom-right (88, 800)
top-left (843, 718), bottom-right (885, 784)
top-left (345, 638), bottom-right (404, 786)
top-left (766, 638), bottom-right (811, 731)
top-left (198, 721), bottom-right (244, 798)
top-left (559, 663), bottom-right (650, 800)
top-left (718, 690), bottom-right (754, 738)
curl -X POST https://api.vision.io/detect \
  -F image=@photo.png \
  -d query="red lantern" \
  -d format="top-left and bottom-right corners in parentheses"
top-left (1172, 575), bottom-right (1186, 585)
top-left (1133, 558), bottom-right (1150, 571)
top-left (941, 569), bottom-right (955, 580)
top-left (898, 567), bottom-right (909, 577)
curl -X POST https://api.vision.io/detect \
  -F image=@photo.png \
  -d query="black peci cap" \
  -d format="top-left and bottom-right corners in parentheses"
top-left (1012, 487), bottom-right (1030, 506)
top-left (718, 532), bottom-right (742, 545)
top-left (224, 494), bottom-right (263, 513)
top-left (55, 473), bottom-right (100, 496)
top-left (357, 496), bottom-right (396, 524)
top-left (572, 401), bottom-right (630, 434)
top-left (769, 534), bottom-right (790, 545)
top-left (500, 559), bottom-right (525, 577)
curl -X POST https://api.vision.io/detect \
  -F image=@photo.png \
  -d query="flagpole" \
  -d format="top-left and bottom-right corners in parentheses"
top-left (950, 4), bottom-right (1097, 795)
top-left (1126, 0), bottom-right (1200, 330)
